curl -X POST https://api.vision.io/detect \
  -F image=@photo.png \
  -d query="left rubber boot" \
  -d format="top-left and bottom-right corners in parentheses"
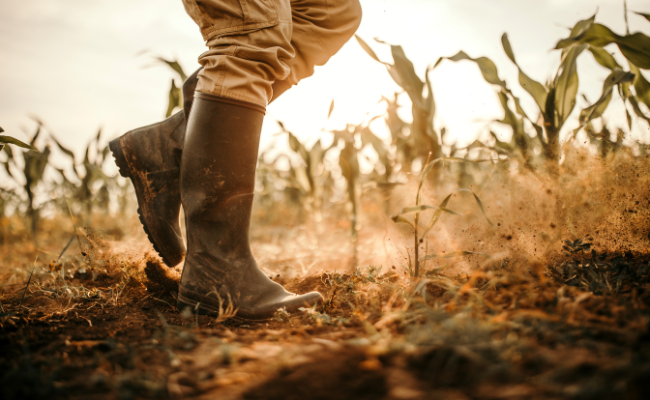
top-left (177, 93), bottom-right (323, 321)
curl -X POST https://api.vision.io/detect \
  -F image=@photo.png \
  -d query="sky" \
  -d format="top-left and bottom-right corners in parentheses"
top-left (0, 0), bottom-right (649, 178)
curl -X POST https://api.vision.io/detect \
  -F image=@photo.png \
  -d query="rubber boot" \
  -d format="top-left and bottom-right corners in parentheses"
top-left (177, 93), bottom-right (323, 320)
top-left (108, 69), bottom-right (200, 267)
top-left (109, 68), bottom-right (293, 267)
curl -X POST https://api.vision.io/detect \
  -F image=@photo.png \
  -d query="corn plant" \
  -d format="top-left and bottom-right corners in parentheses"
top-left (584, 121), bottom-right (628, 159)
top-left (392, 155), bottom-right (493, 278)
top-left (50, 128), bottom-right (116, 225)
top-left (276, 121), bottom-right (330, 222)
top-left (2, 122), bottom-right (51, 244)
top-left (151, 57), bottom-right (188, 117)
top-left (434, 12), bottom-right (650, 170)
top-left (356, 36), bottom-right (442, 166)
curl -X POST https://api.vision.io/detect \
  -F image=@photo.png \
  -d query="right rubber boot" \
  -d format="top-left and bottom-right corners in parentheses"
top-left (177, 93), bottom-right (323, 321)
top-left (108, 69), bottom-right (200, 267)
top-left (109, 111), bottom-right (186, 267)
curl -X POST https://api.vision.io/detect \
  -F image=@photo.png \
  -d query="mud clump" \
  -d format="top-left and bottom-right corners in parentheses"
top-left (144, 255), bottom-right (181, 295)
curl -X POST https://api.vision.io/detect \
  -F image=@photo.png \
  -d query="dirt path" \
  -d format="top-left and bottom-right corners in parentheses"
top-left (3, 219), bottom-right (650, 399)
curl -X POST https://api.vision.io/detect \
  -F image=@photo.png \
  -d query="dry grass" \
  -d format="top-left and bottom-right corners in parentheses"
top-left (2, 151), bottom-right (650, 399)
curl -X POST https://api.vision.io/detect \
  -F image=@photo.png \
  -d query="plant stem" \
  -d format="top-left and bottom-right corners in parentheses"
top-left (414, 214), bottom-right (419, 278)
top-left (624, 0), bottom-right (630, 35)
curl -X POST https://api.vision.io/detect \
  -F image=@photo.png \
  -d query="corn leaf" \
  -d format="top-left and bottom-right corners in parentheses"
top-left (355, 35), bottom-right (387, 65)
top-left (416, 156), bottom-right (488, 207)
top-left (629, 62), bottom-right (650, 109)
top-left (390, 45), bottom-right (426, 110)
top-left (554, 44), bottom-right (586, 128)
top-left (155, 57), bottom-right (187, 81)
top-left (391, 215), bottom-right (415, 229)
top-left (447, 188), bottom-right (495, 227)
top-left (436, 51), bottom-right (507, 91)
top-left (50, 135), bottom-right (76, 163)
top-left (424, 65), bottom-right (436, 118)
top-left (588, 46), bottom-right (621, 70)
top-left (636, 12), bottom-right (650, 23)
top-left (580, 69), bottom-right (635, 124)
top-left (629, 96), bottom-right (650, 123)
top-left (555, 23), bottom-right (650, 69)
top-left (166, 79), bottom-right (181, 118)
top-left (502, 33), bottom-right (548, 113)
top-left (328, 99), bottom-right (335, 119)
top-left (569, 13), bottom-right (597, 41)
top-left (421, 193), bottom-right (453, 238)
top-left (395, 205), bottom-right (459, 216)
top-left (0, 135), bottom-right (38, 152)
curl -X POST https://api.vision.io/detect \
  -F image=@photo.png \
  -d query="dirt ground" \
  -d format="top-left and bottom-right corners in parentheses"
top-left (3, 160), bottom-right (650, 399)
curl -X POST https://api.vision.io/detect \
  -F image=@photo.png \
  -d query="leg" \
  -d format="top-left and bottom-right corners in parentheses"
top-left (109, 0), bottom-right (362, 269)
top-left (178, 0), bottom-right (322, 319)
top-left (183, 0), bottom-right (363, 104)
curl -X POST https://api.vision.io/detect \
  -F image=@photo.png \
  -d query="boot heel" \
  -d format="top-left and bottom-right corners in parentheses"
top-left (109, 137), bottom-right (131, 178)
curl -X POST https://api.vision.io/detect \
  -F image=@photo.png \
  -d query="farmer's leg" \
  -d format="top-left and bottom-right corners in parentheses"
top-left (271, 0), bottom-right (363, 99)
top-left (110, 0), bottom-right (362, 268)
top-left (177, 0), bottom-right (322, 319)
top-left (182, 0), bottom-right (362, 109)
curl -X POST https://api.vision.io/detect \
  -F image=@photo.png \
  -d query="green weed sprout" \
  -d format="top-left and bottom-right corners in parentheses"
top-left (391, 154), bottom-right (494, 278)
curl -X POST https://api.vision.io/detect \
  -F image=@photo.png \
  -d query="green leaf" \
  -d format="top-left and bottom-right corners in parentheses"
top-left (50, 134), bottom-right (76, 163)
top-left (395, 205), bottom-right (459, 216)
top-left (437, 51), bottom-right (507, 91)
top-left (569, 13), bottom-right (597, 41)
top-left (390, 45), bottom-right (426, 109)
top-left (420, 251), bottom-right (490, 262)
top-left (635, 12), bottom-right (650, 23)
top-left (502, 33), bottom-right (548, 113)
top-left (416, 156), bottom-right (489, 207)
top-left (630, 62), bottom-right (650, 109)
top-left (391, 215), bottom-right (416, 229)
top-left (424, 65), bottom-right (436, 118)
top-left (554, 44), bottom-right (587, 128)
top-left (555, 23), bottom-right (650, 69)
top-left (626, 107), bottom-right (633, 131)
top-left (421, 193), bottom-right (453, 238)
top-left (588, 46), bottom-right (621, 70)
top-left (155, 57), bottom-right (187, 81)
top-left (443, 188), bottom-right (495, 227)
top-left (0, 135), bottom-right (38, 152)
top-left (496, 89), bottom-right (519, 130)
top-left (355, 35), bottom-right (387, 65)
top-left (629, 96), bottom-right (650, 123)
top-left (579, 69), bottom-right (635, 124)
top-left (166, 79), bottom-right (182, 118)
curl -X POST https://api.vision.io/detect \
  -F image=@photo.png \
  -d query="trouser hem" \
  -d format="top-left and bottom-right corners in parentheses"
top-left (194, 92), bottom-right (267, 115)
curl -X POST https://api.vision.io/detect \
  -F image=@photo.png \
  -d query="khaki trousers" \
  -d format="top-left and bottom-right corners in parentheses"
top-left (182, 0), bottom-right (362, 107)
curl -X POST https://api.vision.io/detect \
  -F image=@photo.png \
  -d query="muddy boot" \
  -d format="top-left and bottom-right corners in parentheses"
top-left (177, 93), bottom-right (323, 320)
top-left (109, 111), bottom-right (186, 266)
top-left (108, 69), bottom-right (200, 267)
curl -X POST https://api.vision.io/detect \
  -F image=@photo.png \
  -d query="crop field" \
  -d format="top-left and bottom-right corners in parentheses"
top-left (2, 10), bottom-right (650, 400)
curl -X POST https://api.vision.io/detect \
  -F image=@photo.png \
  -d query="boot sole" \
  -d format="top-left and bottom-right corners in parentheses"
top-left (109, 136), bottom-right (184, 267)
